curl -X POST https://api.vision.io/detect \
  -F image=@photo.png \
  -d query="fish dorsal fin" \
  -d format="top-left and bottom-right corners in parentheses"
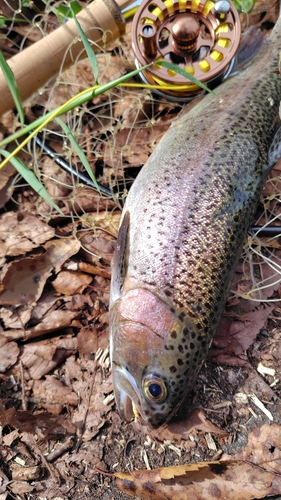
top-left (110, 211), bottom-right (130, 305)
top-left (229, 26), bottom-right (267, 75)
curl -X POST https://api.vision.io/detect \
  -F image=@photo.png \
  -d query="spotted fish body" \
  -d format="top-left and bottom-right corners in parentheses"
top-left (110, 15), bottom-right (281, 428)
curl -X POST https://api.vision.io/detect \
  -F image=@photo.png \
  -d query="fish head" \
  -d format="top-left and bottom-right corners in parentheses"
top-left (110, 285), bottom-right (207, 428)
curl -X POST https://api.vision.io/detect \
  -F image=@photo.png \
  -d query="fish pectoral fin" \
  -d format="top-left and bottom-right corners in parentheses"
top-left (110, 211), bottom-right (130, 304)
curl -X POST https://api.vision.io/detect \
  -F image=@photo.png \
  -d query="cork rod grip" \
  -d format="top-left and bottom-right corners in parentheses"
top-left (0, 0), bottom-right (130, 117)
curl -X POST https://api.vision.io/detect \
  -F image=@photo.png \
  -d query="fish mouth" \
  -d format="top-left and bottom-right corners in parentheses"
top-left (112, 365), bottom-right (144, 423)
top-left (118, 392), bottom-right (143, 422)
top-left (118, 390), bottom-right (135, 421)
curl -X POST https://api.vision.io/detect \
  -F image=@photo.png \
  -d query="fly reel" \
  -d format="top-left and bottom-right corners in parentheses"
top-left (131, 0), bottom-right (241, 99)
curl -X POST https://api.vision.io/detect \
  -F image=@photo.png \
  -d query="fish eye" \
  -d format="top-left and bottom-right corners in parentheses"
top-left (143, 375), bottom-right (167, 404)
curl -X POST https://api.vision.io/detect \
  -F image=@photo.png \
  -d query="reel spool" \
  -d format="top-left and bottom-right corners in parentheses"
top-left (131, 0), bottom-right (241, 99)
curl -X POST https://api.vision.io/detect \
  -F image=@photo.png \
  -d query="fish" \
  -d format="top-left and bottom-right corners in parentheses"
top-left (109, 10), bottom-right (281, 428)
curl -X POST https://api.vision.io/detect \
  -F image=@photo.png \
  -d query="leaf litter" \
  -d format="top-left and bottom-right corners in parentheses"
top-left (1, 1), bottom-right (281, 499)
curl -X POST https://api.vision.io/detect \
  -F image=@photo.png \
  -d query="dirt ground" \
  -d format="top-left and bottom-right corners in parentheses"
top-left (1, 0), bottom-right (281, 498)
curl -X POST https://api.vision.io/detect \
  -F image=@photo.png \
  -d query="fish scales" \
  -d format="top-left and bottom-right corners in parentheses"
top-left (110, 14), bottom-right (281, 427)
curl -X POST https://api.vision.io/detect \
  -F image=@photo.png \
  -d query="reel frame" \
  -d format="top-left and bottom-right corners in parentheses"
top-left (131, 0), bottom-right (241, 99)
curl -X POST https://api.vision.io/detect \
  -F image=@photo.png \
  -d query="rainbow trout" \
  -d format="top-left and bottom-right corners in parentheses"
top-left (109, 14), bottom-right (281, 428)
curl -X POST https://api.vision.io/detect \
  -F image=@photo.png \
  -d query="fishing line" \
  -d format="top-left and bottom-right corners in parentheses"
top-left (33, 133), bottom-right (114, 198)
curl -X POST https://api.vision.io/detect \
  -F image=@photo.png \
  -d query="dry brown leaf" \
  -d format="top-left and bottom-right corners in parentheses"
top-left (39, 156), bottom-right (72, 201)
top-left (0, 212), bottom-right (55, 258)
top-left (133, 409), bottom-right (227, 442)
top-left (103, 126), bottom-right (169, 168)
top-left (19, 336), bottom-right (78, 379)
top-left (212, 305), bottom-right (274, 358)
top-left (44, 238), bottom-right (81, 273)
top-left (30, 290), bottom-right (61, 321)
top-left (0, 304), bottom-right (33, 330)
top-left (2, 307), bottom-right (82, 341)
top-left (259, 331), bottom-right (281, 384)
top-left (77, 327), bottom-right (100, 356)
top-left (0, 467), bottom-right (9, 495)
top-left (239, 369), bottom-right (276, 401)
top-left (80, 210), bottom-right (121, 237)
top-left (0, 333), bottom-right (20, 372)
top-left (9, 481), bottom-right (34, 495)
top-left (65, 358), bottom-right (114, 442)
top-left (115, 459), bottom-right (281, 499)
top-left (223, 423), bottom-right (281, 472)
top-left (35, 60), bottom-right (96, 112)
top-left (51, 270), bottom-right (92, 295)
top-left (66, 358), bottom-right (112, 406)
top-left (31, 376), bottom-right (78, 409)
top-left (80, 233), bottom-right (115, 263)
top-left (116, 423), bottom-right (281, 499)
top-left (254, 237), bottom-right (281, 249)
top-left (114, 92), bottom-right (152, 128)
top-left (166, 409), bottom-right (228, 440)
top-left (67, 187), bottom-right (116, 215)
top-left (97, 53), bottom-right (126, 84)
top-left (62, 444), bottom-right (106, 474)
top-left (240, 0), bottom-right (279, 29)
top-left (0, 238), bottom-right (80, 305)
top-left (11, 465), bottom-right (41, 481)
top-left (0, 407), bottom-right (76, 437)
top-left (0, 163), bottom-right (16, 210)
top-left (230, 254), bottom-right (281, 305)
top-left (78, 261), bottom-right (111, 279)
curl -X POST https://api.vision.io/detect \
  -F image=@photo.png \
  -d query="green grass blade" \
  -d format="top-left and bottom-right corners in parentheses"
top-left (155, 60), bottom-right (216, 95)
top-left (89, 63), bottom-right (152, 97)
top-left (0, 88), bottom-right (96, 147)
top-left (56, 117), bottom-right (100, 193)
top-left (0, 16), bottom-right (29, 25)
top-left (56, 0), bottom-right (82, 22)
top-left (232, 0), bottom-right (256, 12)
top-left (0, 50), bottom-right (25, 124)
top-left (71, 9), bottom-right (98, 82)
top-left (0, 149), bottom-right (63, 214)
top-left (0, 63), bottom-right (152, 148)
